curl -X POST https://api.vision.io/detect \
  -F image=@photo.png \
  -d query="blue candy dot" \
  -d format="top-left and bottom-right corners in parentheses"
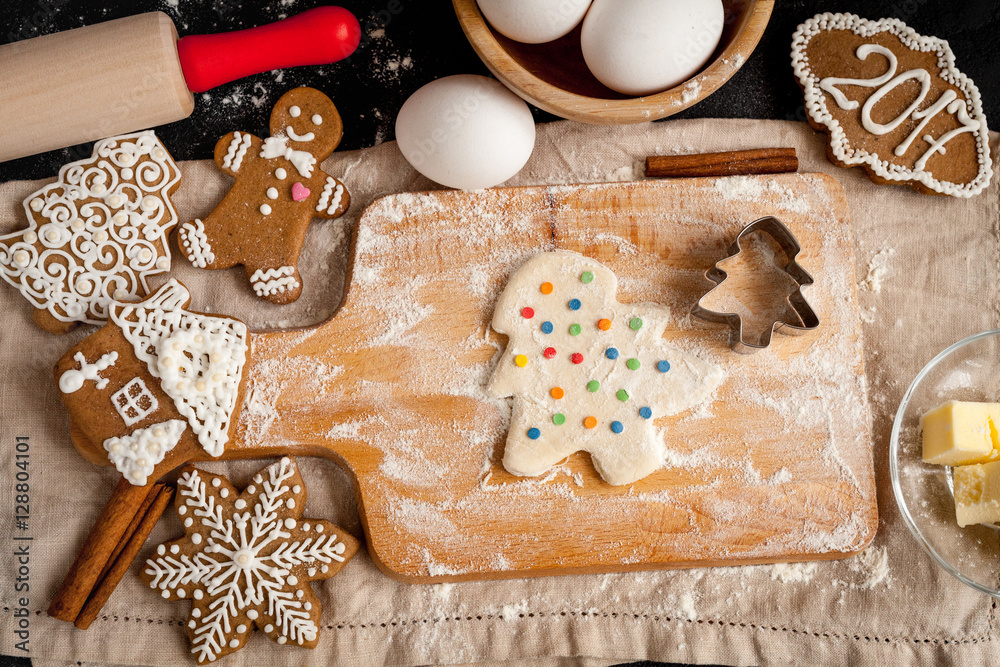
top-left (611, 421), bottom-right (624, 434)
top-left (541, 321), bottom-right (553, 334)
top-left (639, 407), bottom-right (652, 420)
top-left (605, 347), bottom-right (619, 360)
top-left (568, 298), bottom-right (582, 311)
top-left (527, 428), bottom-right (541, 440)
top-left (657, 360), bottom-right (671, 373)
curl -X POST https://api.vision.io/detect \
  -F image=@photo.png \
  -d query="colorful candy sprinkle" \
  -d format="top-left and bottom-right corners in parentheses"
top-left (568, 299), bottom-right (582, 311)
top-left (616, 389), bottom-right (629, 402)
top-left (657, 360), bottom-right (671, 373)
top-left (541, 321), bottom-right (554, 334)
top-left (610, 421), bottom-right (624, 434)
top-left (569, 324), bottom-right (582, 335)
top-left (552, 413), bottom-right (566, 425)
top-left (543, 347), bottom-right (557, 359)
top-left (581, 271), bottom-right (594, 284)
top-left (605, 347), bottom-right (619, 360)
top-left (626, 358), bottom-right (640, 370)
top-left (522, 307), bottom-right (534, 319)
top-left (527, 428), bottom-right (541, 440)
top-left (629, 317), bottom-right (643, 331)
top-left (597, 318), bottom-right (611, 331)
top-left (586, 380), bottom-right (600, 393)
top-left (583, 416), bottom-right (597, 429)
top-left (551, 387), bottom-right (565, 399)
top-left (639, 407), bottom-right (652, 419)
top-left (571, 353), bottom-right (584, 364)
top-left (515, 355), bottom-right (528, 367)
top-left (540, 282), bottom-right (553, 295)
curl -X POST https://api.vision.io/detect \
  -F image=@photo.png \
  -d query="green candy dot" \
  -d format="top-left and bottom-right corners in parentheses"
top-left (552, 413), bottom-right (566, 425)
top-left (626, 358), bottom-right (640, 370)
top-left (629, 317), bottom-right (643, 331)
top-left (586, 380), bottom-right (600, 393)
top-left (569, 323), bottom-right (582, 335)
top-left (581, 271), bottom-right (594, 284)
top-left (616, 389), bottom-right (629, 402)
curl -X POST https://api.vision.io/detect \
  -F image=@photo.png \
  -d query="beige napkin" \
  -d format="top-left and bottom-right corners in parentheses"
top-left (1, 119), bottom-right (998, 667)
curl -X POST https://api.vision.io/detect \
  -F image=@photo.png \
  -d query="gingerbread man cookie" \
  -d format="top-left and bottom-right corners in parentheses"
top-left (0, 131), bottom-right (181, 333)
top-left (792, 13), bottom-right (992, 197)
top-left (141, 457), bottom-right (359, 664)
top-left (177, 87), bottom-right (350, 304)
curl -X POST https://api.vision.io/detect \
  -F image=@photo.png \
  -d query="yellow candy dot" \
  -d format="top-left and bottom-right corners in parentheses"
top-left (540, 282), bottom-right (553, 295)
top-left (514, 354), bottom-right (528, 367)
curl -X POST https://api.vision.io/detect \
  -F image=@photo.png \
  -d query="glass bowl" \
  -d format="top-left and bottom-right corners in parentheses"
top-left (891, 329), bottom-right (1000, 598)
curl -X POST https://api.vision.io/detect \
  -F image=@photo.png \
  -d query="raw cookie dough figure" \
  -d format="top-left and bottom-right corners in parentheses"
top-left (177, 87), bottom-right (351, 304)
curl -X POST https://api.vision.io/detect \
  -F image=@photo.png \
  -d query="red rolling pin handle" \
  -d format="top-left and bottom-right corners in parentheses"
top-left (177, 6), bottom-right (361, 93)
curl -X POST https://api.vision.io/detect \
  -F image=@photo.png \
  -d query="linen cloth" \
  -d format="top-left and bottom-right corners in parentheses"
top-left (1, 119), bottom-right (998, 667)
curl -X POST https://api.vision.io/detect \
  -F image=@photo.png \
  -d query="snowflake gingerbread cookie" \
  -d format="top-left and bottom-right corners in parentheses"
top-left (488, 251), bottom-right (723, 486)
top-left (54, 279), bottom-right (250, 485)
top-left (791, 13), bottom-right (992, 197)
top-left (142, 457), bottom-right (360, 664)
top-left (0, 131), bottom-right (181, 333)
top-left (177, 87), bottom-right (350, 304)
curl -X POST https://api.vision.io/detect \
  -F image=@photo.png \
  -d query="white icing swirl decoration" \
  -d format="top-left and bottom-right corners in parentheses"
top-left (0, 131), bottom-right (181, 324)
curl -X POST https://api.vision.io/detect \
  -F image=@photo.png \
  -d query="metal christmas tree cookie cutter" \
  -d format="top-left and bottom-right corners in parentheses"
top-left (691, 216), bottom-right (819, 354)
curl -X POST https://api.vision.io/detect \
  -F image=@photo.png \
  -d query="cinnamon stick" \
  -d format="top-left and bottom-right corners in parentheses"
top-left (47, 477), bottom-right (159, 622)
top-left (645, 148), bottom-right (798, 178)
top-left (75, 484), bottom-right (175, 630)
top-left (95, 482), bottom-right (163, 586)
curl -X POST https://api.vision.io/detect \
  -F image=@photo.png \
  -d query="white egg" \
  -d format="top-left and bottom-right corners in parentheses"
top-left (581, 0), bottom-right (724, 96)
top-left (396, 75), bottom-right (536, 191)
top-left (478, 0), bottom-right (593, 44)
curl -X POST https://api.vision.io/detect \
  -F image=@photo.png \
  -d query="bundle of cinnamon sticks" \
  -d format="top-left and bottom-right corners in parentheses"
top-left (48, 479), bottom-right (174, 629)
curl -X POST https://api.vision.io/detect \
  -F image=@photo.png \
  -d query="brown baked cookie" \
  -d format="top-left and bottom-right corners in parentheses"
top-left (177, 87), bottom-right (351, 304)
top-left (54, 279), bottom-right (250, 484)
top-left (0, 131), bottom-right (181, 334)
top-left (141, 457), bottom-right (359, 664)
top-left (791, 13), bottom-right (992, 197)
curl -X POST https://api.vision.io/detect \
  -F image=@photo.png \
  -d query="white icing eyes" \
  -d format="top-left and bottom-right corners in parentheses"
top-left (289, 106), bottom-right (301, 117)
top-left (312, 114), bottom-right (323, 125)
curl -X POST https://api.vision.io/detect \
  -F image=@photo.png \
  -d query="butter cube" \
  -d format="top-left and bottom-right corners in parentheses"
top-left (954, 461), bottom-right (1000, 527)
top-left (921, 401), bottom-right (1000, 466)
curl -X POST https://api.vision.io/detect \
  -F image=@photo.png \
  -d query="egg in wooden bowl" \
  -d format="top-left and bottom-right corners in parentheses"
top-left (453, 0), bottom-right (774, 124)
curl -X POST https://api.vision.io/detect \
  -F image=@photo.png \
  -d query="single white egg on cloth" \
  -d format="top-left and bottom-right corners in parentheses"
top-left (478, 0), bottom-right (593, 44)
top-left (581, 0), bottom-right (724, 96)
top-left (395, 75), bottom-right (536, 191)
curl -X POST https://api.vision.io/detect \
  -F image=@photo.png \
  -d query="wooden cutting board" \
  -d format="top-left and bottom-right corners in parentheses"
top-left (79, 174), bottom-right (878, 581)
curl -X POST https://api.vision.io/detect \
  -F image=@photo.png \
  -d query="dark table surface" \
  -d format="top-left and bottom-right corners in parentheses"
top-left (1, 1), bottom-right (997, 666)
top-left (1, 0), bottom-right (997, 184)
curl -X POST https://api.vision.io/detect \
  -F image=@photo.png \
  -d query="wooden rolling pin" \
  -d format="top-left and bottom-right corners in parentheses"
top-left (0, 6), bottom-right (360, 162)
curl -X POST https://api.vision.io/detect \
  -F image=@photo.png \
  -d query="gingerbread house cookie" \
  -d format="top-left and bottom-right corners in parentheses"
top-left (791, 13), bottom-right (991, 197)
top-left (177, 87), bottom-right (350, 304)
top-left (0, 131), bottom-right (181, 333)
top-left (54, 279), bottom-right (250, 485)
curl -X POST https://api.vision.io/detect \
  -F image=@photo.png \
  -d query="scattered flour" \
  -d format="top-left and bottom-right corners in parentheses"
top-left (861, 247), bottom-right (896, 293)
top-left (848, 546), bottom-right (891, 589)
top-left (770, 561), bottom-right (818, 583)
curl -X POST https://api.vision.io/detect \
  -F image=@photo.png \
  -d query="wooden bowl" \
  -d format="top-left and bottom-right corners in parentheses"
top-left (453, 0), bottom-right (774, 124)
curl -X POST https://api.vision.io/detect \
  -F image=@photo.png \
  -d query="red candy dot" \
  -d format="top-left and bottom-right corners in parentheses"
top-left (521, 307), bottom-right (534, 319)
top-left (543, 347), bottom-right (557, 359)
top-left (571, 353), bottom-right (584, 364)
